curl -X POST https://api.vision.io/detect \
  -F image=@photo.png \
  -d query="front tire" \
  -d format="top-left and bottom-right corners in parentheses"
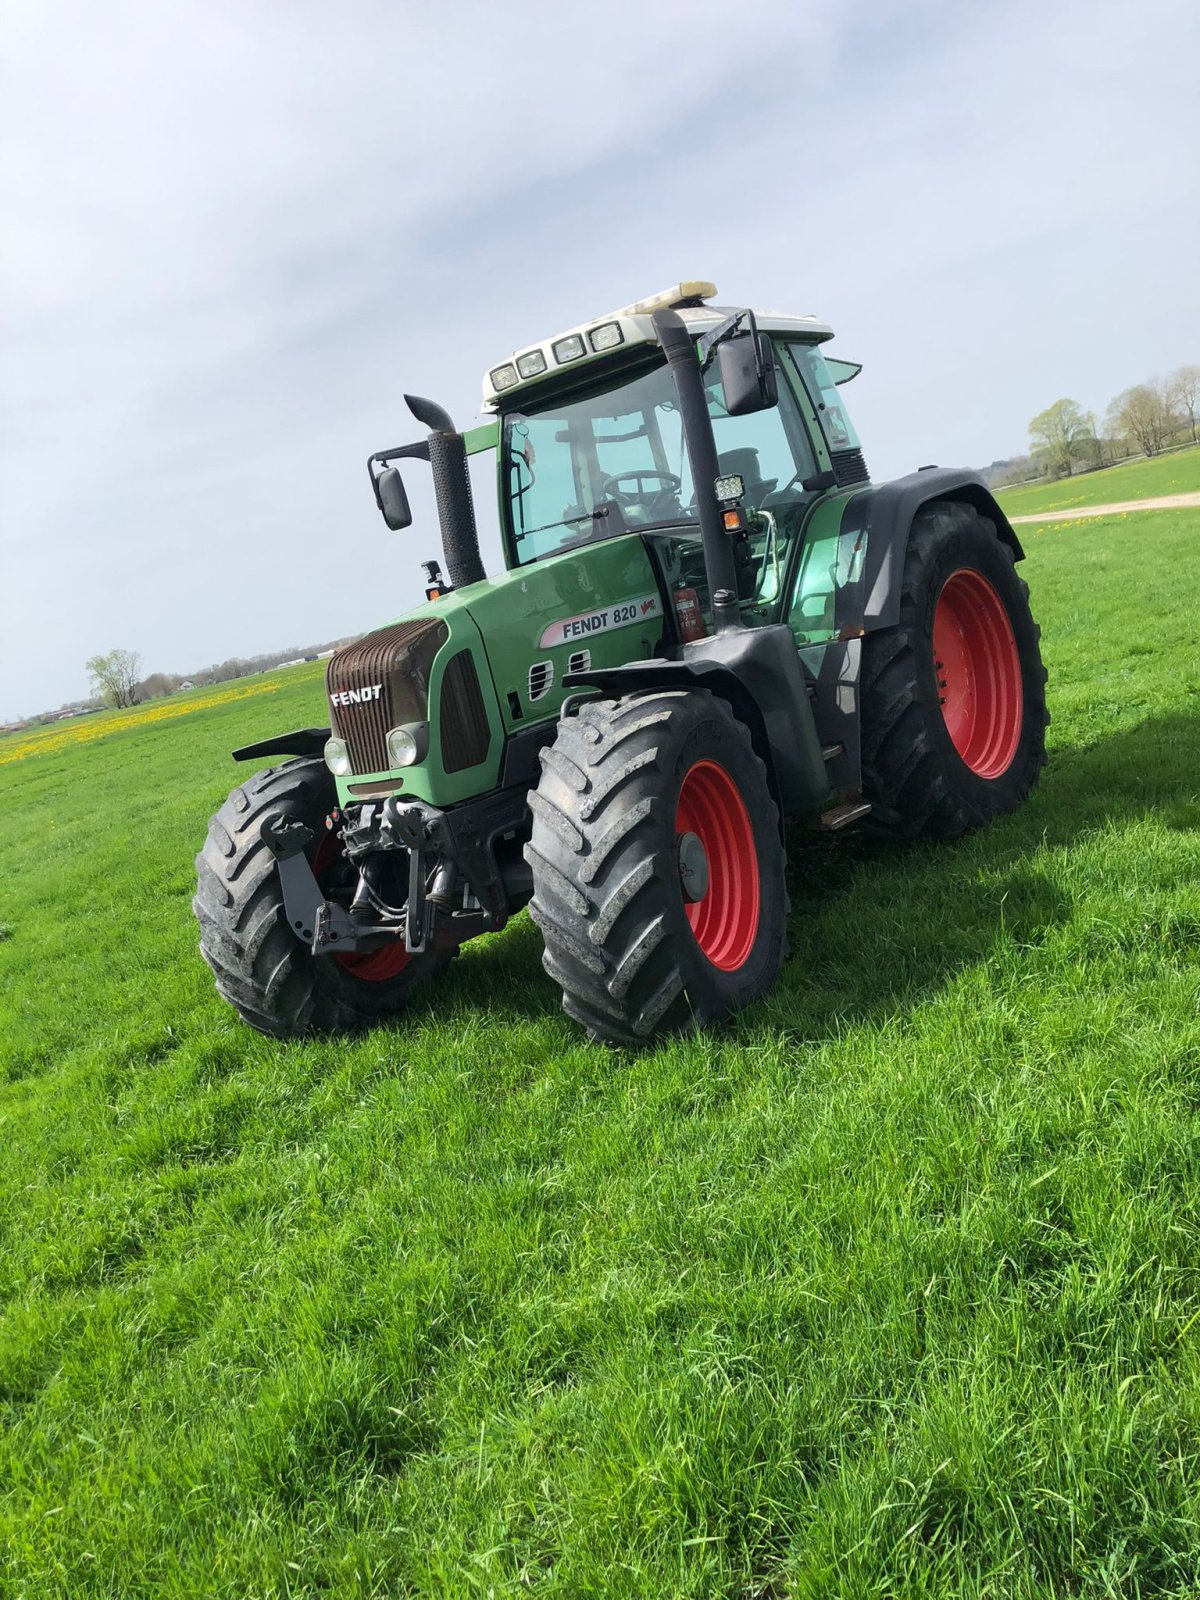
top-left (860, 501), bottom-right (1048, 839)
top-left (526, 690), bottom-right (788, 1044)
top-left (194, 758), bottom-right (448, 1038)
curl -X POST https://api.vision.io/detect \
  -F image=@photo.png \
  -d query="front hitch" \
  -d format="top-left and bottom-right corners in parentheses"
top-left (343, 796), bottom-right (511, 949)
top-left (259, 817), bottom-right (401, 957)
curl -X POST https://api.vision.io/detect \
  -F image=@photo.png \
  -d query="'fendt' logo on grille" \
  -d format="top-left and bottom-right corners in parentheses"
top-left (330, 684), bottom-right (383, 707)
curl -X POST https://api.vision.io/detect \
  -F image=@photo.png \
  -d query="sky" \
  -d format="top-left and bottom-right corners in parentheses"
top-left (1, 0), bottom-right (1197, 721)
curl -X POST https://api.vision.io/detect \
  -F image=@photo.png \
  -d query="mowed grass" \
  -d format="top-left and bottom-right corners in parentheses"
top-left (997, 443), bottom-right (1200, 516)
top-left (2, 510), bottom-right (1200, 1598)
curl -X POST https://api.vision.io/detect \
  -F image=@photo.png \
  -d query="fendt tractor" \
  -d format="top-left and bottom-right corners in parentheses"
top-left (195, 282), bottom-right (1047, 1044)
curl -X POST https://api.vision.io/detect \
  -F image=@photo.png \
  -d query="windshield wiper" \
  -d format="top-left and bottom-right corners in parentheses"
top-left (514, 505), bottom-right (612, 544)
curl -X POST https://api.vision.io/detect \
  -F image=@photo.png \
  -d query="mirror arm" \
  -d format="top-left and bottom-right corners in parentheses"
top-left (697, 309), bottom-right (749, 372)
top-left (369, 440), bottom-right (430, 469)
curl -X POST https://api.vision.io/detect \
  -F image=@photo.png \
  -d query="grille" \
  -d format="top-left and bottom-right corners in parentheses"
top-left (439, 649), bottom-right (491, 773)
top-left (528, 660), bottom-right (554, 703)
top-left (326, 618), bottom-right (447, 775)
top-left (831, 447), bottom-right (871, 487)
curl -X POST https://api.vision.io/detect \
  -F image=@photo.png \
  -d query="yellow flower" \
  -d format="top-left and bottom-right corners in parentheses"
top-left (0, 679), bottom-right (288, 767)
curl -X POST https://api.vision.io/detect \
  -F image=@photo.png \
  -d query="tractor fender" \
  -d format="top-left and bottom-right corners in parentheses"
top-left (231, 727), bottom-right (330, 763)
top-left (844, 468), bottom-right (1024, 634)
top-left (563, 623), bottom-right (831, 817)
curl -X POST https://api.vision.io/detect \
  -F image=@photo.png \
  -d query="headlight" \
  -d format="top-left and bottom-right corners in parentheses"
top-left (588, 321), bottom-right (623, 352)
top-left (386, 723), bottom-right (428, 768)
top-left (324, 736), bottom-right (351, 776)
top-left (490, 363), bottom-right (519, 392)
top-left (552, 333), bottom-right (586, 364)
top-left (516, 348), bottom-right (548, 378)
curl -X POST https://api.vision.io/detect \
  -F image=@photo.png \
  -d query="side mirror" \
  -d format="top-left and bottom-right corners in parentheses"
top-left (717, 332), bottom-right (778, 417)
top-left (376, 466), bottom-right (412, 530)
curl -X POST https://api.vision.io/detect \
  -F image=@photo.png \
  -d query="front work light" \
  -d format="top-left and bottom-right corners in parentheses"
top-left (386, 723), bottom-right (427, 768)
top-left (714, 474), bottom-right (745, 503)
top-left (588, 321), bottom-right (623, 352)
top-left (552, 333), bottom-right (586, 364)
top-left (490, 363), bottom-right (519, 392)
top-left (324, 736), bottom-right (351, 776)
top-left (516, 349), bottom-right (548, 378)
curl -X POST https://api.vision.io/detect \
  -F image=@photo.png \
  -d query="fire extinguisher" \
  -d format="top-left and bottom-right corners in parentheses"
top-left (673, 585), bottom-right (707, 643)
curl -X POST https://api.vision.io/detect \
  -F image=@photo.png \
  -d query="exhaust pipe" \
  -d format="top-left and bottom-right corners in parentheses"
top-left (404, 394), bottom-right (487, 591)
top-left (651, 310), bottom-right (742, 633)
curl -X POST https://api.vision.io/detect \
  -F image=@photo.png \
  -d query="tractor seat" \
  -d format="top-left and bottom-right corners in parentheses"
top-left (718, 447), bottom-right (778, 507)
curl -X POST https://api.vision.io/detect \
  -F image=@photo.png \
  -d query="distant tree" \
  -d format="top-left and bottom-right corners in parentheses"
top-left (1166, 364), bottom-right (1199, 445)
top-left (1105, 384), bottom-right (1174, 458)
top-left (981, 455), bottom-right (1035, 489)
top-left (136, 671), bottom-right (176, 700)
top-left (1028, 399), bottom-right (1096, 478)
top-left (85, 648), bottom-right (142, 708)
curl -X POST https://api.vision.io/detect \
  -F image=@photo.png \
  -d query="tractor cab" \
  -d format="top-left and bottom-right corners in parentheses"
top-left (481, 283), bottom-right (870, 645)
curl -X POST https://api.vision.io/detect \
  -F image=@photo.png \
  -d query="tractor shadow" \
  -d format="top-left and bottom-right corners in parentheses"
top-left (440, 707), bottom-right (1200, 1043)
top-left (761, 705), bottom-right (1200, 1039)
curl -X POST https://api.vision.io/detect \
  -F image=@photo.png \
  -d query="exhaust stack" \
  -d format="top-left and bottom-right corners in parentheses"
top-left (405, 394), bottom-right (487, 591)
top-left (651, 310), bottom-right (742, 633)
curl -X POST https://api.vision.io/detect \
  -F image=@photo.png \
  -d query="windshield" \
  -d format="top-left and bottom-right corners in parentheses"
top-left (502, 352), bottom-right (815, 566)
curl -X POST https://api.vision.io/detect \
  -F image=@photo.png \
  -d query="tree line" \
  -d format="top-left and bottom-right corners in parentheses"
top-left (2, 639), bottom-right (351, 730)
top-left (988, 364), bottom-right (1197, 487)
top-left (80, 640), bottom-right (351, 711)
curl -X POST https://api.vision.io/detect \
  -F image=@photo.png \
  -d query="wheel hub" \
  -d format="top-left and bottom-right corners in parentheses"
top-left (674, 760), bottom-right (761, 971)
top-left (932, 567), bottom-right (1023, 779)
top-left (676, 830), bottom-right (709, 903)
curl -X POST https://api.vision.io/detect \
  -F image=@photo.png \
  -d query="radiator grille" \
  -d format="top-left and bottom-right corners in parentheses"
top-left (831, 447), bottom-right (871, 487)
top-left (439, 649), bottom-right (491, 773)
top-left (326, 618), bottom-right (447, 775)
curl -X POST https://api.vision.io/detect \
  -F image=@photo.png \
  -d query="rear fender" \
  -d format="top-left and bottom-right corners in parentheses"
top-left (845, 469), bottom-right (1023, 633)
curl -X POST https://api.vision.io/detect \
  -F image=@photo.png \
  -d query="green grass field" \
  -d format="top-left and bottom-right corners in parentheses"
top-left (997, 444), bottom-right (1200, 516)
top-left (3, 508), bottom-right (1200, 1597)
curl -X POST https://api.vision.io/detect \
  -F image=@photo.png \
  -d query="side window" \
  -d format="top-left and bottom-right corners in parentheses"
top-left (507, 414), bottom-right (588, 561)
top-left (704, 349), bottom-right (817, 516)
top-left (784, 342), bottom-right (861, 455)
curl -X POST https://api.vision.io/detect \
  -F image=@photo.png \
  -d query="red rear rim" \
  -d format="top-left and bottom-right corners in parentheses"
top-left (310, 832), bottom-right (412, 982)
top-left (932, 569), bottom-right (1023, 780)
top-left (674, 760), bottom-right (760, 971)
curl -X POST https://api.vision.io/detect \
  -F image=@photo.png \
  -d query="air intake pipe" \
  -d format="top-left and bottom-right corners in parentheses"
top-left (651, 310), bottom-right (742, 633)
top-left (404, 394), bottom-right (487, 591)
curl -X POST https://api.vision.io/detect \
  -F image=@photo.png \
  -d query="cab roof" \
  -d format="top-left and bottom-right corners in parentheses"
top-left (481, 280), bottom-right (834, 412)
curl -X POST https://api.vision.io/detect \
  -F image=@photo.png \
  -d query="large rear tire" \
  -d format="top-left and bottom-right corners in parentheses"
top-left (194, 758), bottom-right (449, 1038)
top-left (861, 501), bottom-right (1048, 839)
top-left (526, 690), bottom-right (788, 1045)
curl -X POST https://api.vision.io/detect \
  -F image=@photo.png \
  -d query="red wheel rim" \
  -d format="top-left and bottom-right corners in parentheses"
top-left (674, 760), bottom-right (760, 971)
top-left (932, 568), bottom-right (1023, 780)
top-left (310, 832), bottom-right (412, 982)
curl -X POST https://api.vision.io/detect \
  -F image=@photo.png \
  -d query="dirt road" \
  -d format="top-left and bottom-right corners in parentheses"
top-left (1008, 492), bottom-right (1200, 525)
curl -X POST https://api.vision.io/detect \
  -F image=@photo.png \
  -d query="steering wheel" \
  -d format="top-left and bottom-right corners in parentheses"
top-left (599, 470), bottom-right (682, 502)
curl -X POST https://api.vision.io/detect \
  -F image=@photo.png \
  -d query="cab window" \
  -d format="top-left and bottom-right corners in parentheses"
top-left (502, 350), bottom-right (820, 567)
top-left (783, 341), bottom-right (862, 455)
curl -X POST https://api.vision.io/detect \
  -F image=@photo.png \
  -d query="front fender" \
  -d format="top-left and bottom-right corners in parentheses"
top-left (564, 623), bottom-right (831, 817)
top-left (231, 727), bottom-right (330, 762)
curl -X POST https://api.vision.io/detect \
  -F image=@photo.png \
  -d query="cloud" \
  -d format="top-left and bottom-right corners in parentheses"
top-left (1, 0), bottom-right (1196, 717)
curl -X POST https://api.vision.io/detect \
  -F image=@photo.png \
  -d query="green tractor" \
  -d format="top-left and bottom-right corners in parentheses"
top-left (195, 281), bottom-right (1046, 1045)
